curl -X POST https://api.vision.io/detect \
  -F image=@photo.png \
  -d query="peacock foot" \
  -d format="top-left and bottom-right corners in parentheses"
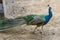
top-left (31, 32), bottom-right (36, 34)
top-left (30, 31), bottom-right (36, 34)
top-left (52, 33), bottom-right (55, 35)
top-left (40, 31), bottom-right (45, 35)
top-left (40, 31), bottom-right (42, 34)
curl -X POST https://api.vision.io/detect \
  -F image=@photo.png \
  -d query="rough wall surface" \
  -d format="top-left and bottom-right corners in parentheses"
top-left (1, 0), bottom-right (60, 40)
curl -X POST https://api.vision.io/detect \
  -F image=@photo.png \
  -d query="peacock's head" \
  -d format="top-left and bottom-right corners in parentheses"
top-left (48, 5), bottom-right (52, 10)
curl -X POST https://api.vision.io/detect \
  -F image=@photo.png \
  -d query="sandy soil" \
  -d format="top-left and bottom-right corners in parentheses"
top-left (0, 15), bottom-right (60, 40)
top-left (1, 0), bottom-right (60, 40)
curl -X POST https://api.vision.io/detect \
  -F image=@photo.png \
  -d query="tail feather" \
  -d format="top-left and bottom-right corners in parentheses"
top-left (0, 18), bottom-right (26, 31)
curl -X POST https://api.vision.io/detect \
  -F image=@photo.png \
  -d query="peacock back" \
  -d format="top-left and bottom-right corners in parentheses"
top-left (23, 14), bottom-right (46, 22)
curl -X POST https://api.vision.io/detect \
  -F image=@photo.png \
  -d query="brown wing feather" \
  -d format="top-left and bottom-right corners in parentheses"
top-left (28, 17), bottom-right (45, 25)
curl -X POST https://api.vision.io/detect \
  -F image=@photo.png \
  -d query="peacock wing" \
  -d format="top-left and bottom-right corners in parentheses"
top-left (28, 16), bottom-right (45, 25)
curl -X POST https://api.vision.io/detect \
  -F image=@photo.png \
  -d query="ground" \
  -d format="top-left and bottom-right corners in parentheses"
top-left (1, 0), bottom-right (60, 40)
top-left (0, 15), bottom-right (60, 40)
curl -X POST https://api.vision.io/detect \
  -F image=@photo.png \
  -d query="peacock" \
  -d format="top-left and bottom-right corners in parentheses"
top-left (0, 5), bottom-right (52, 33)
top-left (16, 5), bottom-right (52, 33)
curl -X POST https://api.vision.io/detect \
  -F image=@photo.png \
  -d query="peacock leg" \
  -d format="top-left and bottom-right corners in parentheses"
top-left (40, 25), bottom-right (45, 35)
top-left (32, 26), bottom-right (38, 34)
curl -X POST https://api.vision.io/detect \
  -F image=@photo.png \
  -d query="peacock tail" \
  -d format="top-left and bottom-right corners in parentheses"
top-left (0, 20), bottom-right (4, 25)
top-left (0, 18), bottom-right (26, 30)
top-left (0, 19), bottom-right (17, 30)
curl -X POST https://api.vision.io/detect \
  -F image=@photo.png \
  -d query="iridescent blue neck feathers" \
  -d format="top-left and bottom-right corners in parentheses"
top-left (45, 6), bottom-right (52, 23)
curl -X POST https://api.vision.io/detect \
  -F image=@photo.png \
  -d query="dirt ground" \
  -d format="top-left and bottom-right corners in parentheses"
top-left (0, 15), bottom-right (60, 40)
top-left (1, 0), bottom-right (60, 40)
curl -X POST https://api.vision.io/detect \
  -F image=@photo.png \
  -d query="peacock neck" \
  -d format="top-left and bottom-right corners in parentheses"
top-left (48, 7), bottom-right (52, 18)
top-left (45, 6), bottom-right (52, 23)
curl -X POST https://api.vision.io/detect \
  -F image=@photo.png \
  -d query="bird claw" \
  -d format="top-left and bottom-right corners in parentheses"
top-left (40, 31), bottom-right (45, 35)
top-left (40, 31), bottom-right (42, 34)
top-left (32, 32), bottom-right (35, 34)
top-left (30, 31), bottom-right (36, 34)
top-left (52, 33), bottom-right (55, 35)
